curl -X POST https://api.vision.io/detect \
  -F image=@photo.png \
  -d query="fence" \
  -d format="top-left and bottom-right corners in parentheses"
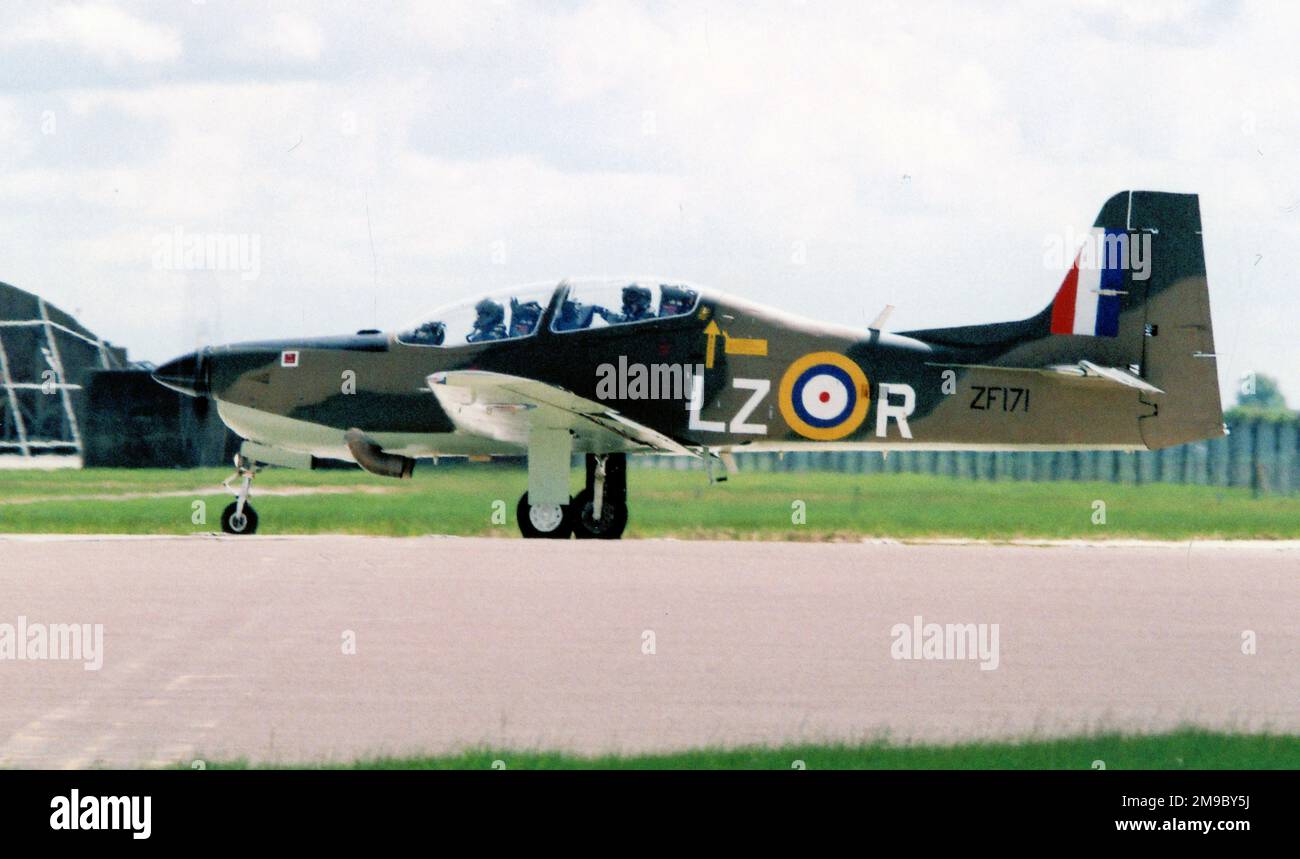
top-left (633, 418), bottom-right (1300, 496)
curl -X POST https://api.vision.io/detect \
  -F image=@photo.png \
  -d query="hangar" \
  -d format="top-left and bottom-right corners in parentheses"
top-left (0, 281), bottom-right (235, 468)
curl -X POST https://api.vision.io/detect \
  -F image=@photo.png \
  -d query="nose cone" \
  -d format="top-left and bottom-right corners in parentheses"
top-left (152, 349), bottom-right (209, 397)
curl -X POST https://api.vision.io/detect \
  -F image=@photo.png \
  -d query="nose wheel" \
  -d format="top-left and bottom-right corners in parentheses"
top-left (220, 500), bottom-right (259, 535)
top-left (219, 453), bottom-right (259, 535)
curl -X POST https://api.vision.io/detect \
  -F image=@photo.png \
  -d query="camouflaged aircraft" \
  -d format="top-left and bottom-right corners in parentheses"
top-left (154, 190), bottom-right (1224, 538)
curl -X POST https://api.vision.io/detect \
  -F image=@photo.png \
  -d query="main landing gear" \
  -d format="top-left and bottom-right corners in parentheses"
top-left (515, 453), bottom-right (629, 539)
top-left (219, 453), bottom-right (259, 535)
top-left (573, 453), bottom-right (628, 539)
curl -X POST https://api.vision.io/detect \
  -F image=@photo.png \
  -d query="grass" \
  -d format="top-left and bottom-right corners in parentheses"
top-left (189, 729), bottom-right (1300, 769)
top-left (0, 465), bottom-right (1297, 540)
top-left (0, 465), bottom-right (379, 497)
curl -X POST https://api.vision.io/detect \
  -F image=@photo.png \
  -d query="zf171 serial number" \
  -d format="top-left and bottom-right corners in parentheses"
top-left (970, 386), bottom-right (1030, 412)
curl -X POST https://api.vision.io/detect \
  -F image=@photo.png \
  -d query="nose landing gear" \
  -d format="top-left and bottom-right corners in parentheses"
top-left (219, 453), bottom-right (259, 535)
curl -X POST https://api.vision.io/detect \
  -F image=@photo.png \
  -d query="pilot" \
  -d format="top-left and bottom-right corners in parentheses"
top-left (658, 285), bottom-right (697, 317)
top-left (467, 299), bottom-right (507, 342)
top-left (596, 284), bottom-right (654, 324)
top-left (409, 320), bottom-right (445, 345)
top-left (508, 299), bottom-right (543, 338)
top-left (554, 299), bottom-right (595, 331)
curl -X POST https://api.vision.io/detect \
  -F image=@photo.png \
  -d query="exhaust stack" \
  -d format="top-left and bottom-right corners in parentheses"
top-left (345, 428), bottom-right (415, 479)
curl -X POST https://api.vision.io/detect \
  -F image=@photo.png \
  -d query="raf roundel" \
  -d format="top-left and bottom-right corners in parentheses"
top-left (778, 351), bottom-right (871, 441)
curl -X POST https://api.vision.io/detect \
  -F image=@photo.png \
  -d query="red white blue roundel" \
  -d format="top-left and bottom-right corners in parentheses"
top-left (778, 352), bottom-right (871, 441)
top-left (792, 364), bottom-right (855, 428)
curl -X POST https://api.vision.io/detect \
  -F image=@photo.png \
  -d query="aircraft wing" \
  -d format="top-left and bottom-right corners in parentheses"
top-left (426, 370), bottom-right (698, 456)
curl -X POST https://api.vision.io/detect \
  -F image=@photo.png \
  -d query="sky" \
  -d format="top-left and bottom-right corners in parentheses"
top-left (1, 0), bottom-right (1296, 406)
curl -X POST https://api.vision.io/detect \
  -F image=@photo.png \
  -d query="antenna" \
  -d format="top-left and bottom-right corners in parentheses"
top-left (869, 304), bottom-right (895, 330)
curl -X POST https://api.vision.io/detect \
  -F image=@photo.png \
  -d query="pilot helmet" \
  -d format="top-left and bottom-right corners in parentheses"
top-left (557, 299), bottom-right (580, 323)
top-left (509, 299), bottom-right (543, 336)
top-left (473, 298), bottom-right (505, 329)
top-left (621, 284), bottom-right (652, 315)
top-left (420, 320), bottom-right (446, 345)
top-left (658, 284), bottom-right (696, 315)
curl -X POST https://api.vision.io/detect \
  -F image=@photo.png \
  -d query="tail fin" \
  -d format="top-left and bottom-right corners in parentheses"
top-left (901, 190), bottom-right (1225, 449)
top-left (1125, 192), bottom-right (1225, 448)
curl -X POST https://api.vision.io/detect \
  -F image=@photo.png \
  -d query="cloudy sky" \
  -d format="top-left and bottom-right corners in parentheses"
top-left (1, 0), bottom-right (1296, 404)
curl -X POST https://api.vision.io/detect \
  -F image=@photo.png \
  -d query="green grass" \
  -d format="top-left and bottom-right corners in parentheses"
top-left (1, 465), bottom-right (1297, 540)
top-left (0, 466), bottom-right (379, 497)
top-left (189, 729), bottom-right (1300, 769)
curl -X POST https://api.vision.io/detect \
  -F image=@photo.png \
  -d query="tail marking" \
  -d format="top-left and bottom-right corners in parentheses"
top-left (1049, 228), bottom-right (1125, 337)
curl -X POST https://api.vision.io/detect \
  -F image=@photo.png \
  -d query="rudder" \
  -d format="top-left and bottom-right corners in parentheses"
top-left (1127, 192), bottom-right (1224, 449)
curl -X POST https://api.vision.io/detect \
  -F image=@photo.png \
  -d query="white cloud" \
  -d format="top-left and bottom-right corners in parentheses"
top-left (0, 1), bottom-right (1297, 404)
top-left (4, 2), bottom-right (182, 65)
top-left (239, 13), bottom-right (325, 63)
top-left (398, 0), bottom-right (520, 54)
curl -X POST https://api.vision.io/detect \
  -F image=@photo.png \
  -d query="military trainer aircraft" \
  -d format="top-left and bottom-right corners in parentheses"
top-left (154, 190), bottom-right (1224, 538)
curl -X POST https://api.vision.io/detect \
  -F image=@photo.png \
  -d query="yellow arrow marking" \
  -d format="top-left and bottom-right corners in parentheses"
top-left (704, 320), bottom-right (721, 368)
top-left (704, 321), bottom-right (767, 368)
top-left (724, 334), bottom-right (767, 357)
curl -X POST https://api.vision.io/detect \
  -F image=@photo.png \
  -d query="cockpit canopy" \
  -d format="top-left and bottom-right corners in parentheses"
top-left (552, 280), bottom-right (699, 333)
top-left (397, 284), bottom-right (553, 346)
top-left (397, 279), bottom-right (702, 347)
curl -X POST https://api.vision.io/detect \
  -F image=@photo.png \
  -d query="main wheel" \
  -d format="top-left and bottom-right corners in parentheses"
top-left (571, 488), bottom-right (628, 539)
top-left (220, 501), bottom-right (259, 535)
top-left (516, 492), bottom-right (573, 539)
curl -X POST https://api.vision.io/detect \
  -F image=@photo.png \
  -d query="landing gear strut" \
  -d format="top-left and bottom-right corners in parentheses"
top-left (572, 453), bottom-right (628, 539)
top-left (219, 453), bottom-right (259, 535)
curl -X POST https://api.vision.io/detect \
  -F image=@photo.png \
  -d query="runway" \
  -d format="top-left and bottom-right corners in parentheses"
top-left (1, 535), bottom-right (1297, 768)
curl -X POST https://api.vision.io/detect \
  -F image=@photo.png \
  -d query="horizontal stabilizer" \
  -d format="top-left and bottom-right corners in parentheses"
top-left (1051, 360), bottom-right (1165, 394)
top-left (928, 361), bottom-right (1164, 395)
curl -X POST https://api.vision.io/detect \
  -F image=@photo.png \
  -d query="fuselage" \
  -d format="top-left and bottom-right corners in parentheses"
top-left (154, 279), bottom-right (1152, 463)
